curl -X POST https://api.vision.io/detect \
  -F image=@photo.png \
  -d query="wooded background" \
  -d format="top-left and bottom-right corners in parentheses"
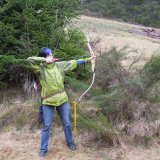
top-left (82, 0), bottom-right (160, 27)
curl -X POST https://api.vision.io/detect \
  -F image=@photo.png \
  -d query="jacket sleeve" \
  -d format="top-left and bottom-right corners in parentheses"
top-left (56, 58), bottom-right (91, 72)
top-left (27, 57), bottom-right (46, 74)
top-left (27, 57), bottom-right (46, 64)
top-left (77, 58), bottom-right (91, 64)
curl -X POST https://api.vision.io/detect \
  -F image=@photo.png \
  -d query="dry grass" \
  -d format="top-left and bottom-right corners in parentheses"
top-left (0, 127), bottom-right (160, 160)
top-left (0, 88), bottom-right (160, 160)
top-left (76, 16), bottom-right (160, 61)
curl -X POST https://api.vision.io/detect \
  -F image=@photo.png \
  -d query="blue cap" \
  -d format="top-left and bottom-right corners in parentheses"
top-left (39, 47), bottom-right (52, 58)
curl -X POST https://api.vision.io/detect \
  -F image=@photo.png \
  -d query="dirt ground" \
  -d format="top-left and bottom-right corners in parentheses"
top-left (0, 127), bottom-right (160, 160)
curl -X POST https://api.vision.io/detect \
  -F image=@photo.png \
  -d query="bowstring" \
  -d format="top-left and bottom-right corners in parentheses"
top-left (65, 17), bottom-right (96, 101)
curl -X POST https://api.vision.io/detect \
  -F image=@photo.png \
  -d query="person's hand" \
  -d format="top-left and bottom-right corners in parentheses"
top-left (46, 56), bottom-right (54, 63)
top-left (90, 56), bottom-right (96, 61)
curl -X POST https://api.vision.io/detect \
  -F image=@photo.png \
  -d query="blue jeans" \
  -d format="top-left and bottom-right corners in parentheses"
top-left (40, 101), bottom-right (74, 152)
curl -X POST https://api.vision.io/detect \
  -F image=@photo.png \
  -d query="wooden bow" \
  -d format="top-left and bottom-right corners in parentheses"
top-left (86, 35), bottom-right (96, 73)
top-left (78, 35), bottom-right (96, 101)
top-left (65, 17), bottom-right (96, 101)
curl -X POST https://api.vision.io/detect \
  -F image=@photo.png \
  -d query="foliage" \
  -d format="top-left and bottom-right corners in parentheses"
top-left (0, 0), bottom-right (91, 86)
top-left (0, 55), bottom-right (31, 88)
top-left (140, 55), bottom-right (160, 88)
top-left (0, 47), bottom-right (159, 145)
top-left (55, 29), bottom-right (87, 58)
top-left (0, 103), bottom-right (38, 131)
top-left (65, 46), bottom-right (159, 144)
top-left (79, 110), bottom-right (124, 146)
top-left (95, 47), bottom-right (160, 106)
top-left (93, 47), bottom-right (160, 140)
top-left (0, 0), bottom-right (82, 58)
top-left (95, 46), bottom-right (129, 92)
top-left (82, 0), bottom-right (160, 27)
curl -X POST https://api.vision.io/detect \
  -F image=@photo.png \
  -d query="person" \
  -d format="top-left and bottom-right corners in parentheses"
top-left (27, 47), bottom-right (96, 158)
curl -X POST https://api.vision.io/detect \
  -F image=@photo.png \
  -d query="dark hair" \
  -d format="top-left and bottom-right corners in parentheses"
top-left (39, 47), bottom-right (52, 58)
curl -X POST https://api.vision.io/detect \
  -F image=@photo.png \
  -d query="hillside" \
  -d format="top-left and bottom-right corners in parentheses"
top-left (76, 16), bottom-right (160, 68)
top-left (82, 0), bottom-right (160, 28)
top-left (0, 16), bottom-right (160, 160)
top-left (76, 16), bottom-right (160, 58)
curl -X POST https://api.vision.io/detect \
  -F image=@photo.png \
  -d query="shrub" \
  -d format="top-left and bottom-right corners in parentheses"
top-left (140, 54), bottom-right (160, 88)
top-left (91, 47), bottom-right (160, 142)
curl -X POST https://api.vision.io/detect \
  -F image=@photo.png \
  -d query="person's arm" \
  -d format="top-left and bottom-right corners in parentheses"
top-left (27, 57), bottom-right (46, 64)
top-left (56, 58), bottom-right (92, 72)
top-left (27, 57), bottom-right (46, 74)
top-left (76, 58), bottom-right (91, 65)
top-left (76, 59), bottom-right (85, 65)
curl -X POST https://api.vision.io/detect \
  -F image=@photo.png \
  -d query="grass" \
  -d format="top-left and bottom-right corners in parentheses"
top-left (76, 16), bottom-right (160, 60)
top-left (0, 84), bottom-right (159, 159)
top-left (0, 87), bottom-right (39, 132)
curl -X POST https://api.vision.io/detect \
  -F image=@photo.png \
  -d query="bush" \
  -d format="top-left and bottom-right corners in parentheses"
top-left (90, 47), bottom-right (160, 141)
top-left (0, 0), bottom-right (90, 87)
top-left (0, 0), bottom-right (81, 58)
top-left (0, 55), bottom-right (32, 88)
top-left (140, 54), bottom-right (160, 88)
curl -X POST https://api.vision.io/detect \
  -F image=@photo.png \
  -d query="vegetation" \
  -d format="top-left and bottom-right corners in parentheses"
top-left (0, 47), bottom-right (160, 147)
top-left (0, 0), bottom-right (160, 151)
top-left (80, 47), bottom-right (160, 145)
top-left (0, 0), bottom-right (83, 57)
top-left (0, 0), bottom-right (90, 87)
top-left (82, 0), bottom-right (160, 27)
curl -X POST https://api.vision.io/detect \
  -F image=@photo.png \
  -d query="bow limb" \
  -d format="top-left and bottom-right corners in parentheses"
top-left (86, 35), bottom-right (96, 72)
top-left (65, 17), bottom-right (96, 101)
top-left (78, 72), bottom-right (95, 101)
top-left (78, 35), bottom-right (96, 101)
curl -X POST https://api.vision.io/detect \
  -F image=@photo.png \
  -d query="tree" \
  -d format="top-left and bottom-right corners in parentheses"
top-left (82, 0), bottom-right (160, 27)
top-left (0, 0), bottom-right (89, 87)
top-left (0, 0), bottom-right (83, 58)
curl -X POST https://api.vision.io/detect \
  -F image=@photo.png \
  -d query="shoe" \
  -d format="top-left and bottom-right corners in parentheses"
top-left (38, 151), bottom-right (47, 158)
top-left (68, 144), bottom-right (77, 150)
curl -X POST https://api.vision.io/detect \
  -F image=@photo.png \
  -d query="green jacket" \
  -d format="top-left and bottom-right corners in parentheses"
top-left (27, 57), bottom-right (91, 106)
